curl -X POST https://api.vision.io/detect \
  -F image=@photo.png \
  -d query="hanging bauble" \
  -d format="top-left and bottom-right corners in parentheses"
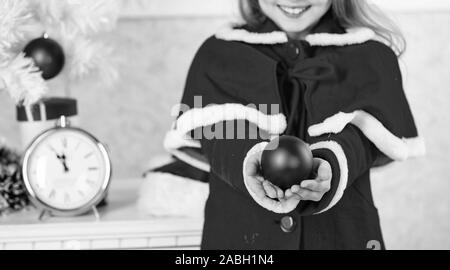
top-left (23, 35), bottom-right (65, 80)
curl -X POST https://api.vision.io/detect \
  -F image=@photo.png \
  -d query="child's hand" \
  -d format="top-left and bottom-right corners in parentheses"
top-left (285, 158), bottom-right (332, 202)
top-left (243, 147), bottom-right (302, 213)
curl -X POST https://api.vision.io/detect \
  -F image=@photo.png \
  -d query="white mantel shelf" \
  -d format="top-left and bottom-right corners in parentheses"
top-left (0, 178), bottom-right (203, 250)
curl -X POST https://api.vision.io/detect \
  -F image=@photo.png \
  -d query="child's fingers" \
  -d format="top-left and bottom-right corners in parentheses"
top-left (245, 154), bottom-right (287, 200)
top-left (296, 188), bottom-right (324, 202)
top-left (255, 176), bottom-right (266, 182)
top-left (301, 179), bottom-right (330, 193)
top-left (263, 181), bottom-right (278, 199)
top-left (317, 159), bottom-right (332, 182)
top-left (260, 196), bottom-right (280, 209)
top-left (285, 189), bottom-right (293, 198)
top-left (291, 185), bottom-right (301, 193)
top-left (246, 176), bottom-right (266, 199)
top-left (262, 180), bottom-right (284, 199)
top-left (284, 189), bottom-right (302, 201)
top-left (275, 185), bottom-right (284, 199)
top-left (279, 193), bottom-right (302, 210)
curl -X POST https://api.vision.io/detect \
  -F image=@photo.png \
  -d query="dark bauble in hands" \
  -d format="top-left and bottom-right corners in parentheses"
top-left (261, 136), bottom-right (314, 190)
top-left (23, 37), bottom-right (65, 80)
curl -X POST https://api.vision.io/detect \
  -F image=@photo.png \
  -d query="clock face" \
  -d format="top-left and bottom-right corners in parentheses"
top-left (24, 128), bottom-right (111, 212)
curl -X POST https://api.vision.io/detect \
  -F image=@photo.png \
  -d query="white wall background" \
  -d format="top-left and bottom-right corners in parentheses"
top-left (119, 0), bottom-right (450, 18)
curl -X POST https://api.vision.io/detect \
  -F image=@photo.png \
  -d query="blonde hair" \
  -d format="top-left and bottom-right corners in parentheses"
top-left (239, 0), bottom-right (406, 55)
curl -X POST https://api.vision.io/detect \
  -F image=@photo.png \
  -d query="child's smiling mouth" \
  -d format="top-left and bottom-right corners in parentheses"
top-left (277, 4), bottom-right (312, 18)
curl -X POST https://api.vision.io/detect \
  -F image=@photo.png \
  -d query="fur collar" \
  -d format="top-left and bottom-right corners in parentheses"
top-left (215, 22), bottom-right (376, 47)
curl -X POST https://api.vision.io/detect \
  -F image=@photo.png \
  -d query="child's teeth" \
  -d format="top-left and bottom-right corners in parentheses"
top-left (280, 6), bottom-right (306, 15)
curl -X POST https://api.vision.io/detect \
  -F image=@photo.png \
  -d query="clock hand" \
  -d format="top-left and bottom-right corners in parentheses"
top-left (60, 153), bottom-right (70, 173)
top-left (55, 152), bottom-right (70, 173)
top-left (50, 146), bottom-right (63, 161)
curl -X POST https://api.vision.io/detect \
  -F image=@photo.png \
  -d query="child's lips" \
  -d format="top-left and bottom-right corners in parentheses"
top-left (277, 4), bottom-right (311, 18)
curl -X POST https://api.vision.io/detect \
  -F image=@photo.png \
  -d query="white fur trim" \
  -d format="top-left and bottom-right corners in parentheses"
top-left (164, 103), bottom-right (287, 172)
top-left (309, 111), bottom-right (357, 136)
top-left (308, 110), bottom-right (426, 161)
top-left (216, 22), bottom-right (288, 44)
top-left (163, 128), bottom-right (201, 151)
top-left (163, 125), bottom-right (210, 172)
top-left (175, 104), bottom-right (287, 135)
top-left (164, 104), bottom-right (287, 172)
top-left (215, 23), bottom-right (375, 46)
top-left (305, 27), bottom-right (376, 47)
top-left (137, 172), bottom-right (209, 218)
top-left (310, 141), bottom-right (349, 214)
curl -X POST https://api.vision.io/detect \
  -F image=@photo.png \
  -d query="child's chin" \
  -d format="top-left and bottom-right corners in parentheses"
top-left (274, 18), bottom-right (309, 33)
top-left (279, 24), bottom-right (309, 36)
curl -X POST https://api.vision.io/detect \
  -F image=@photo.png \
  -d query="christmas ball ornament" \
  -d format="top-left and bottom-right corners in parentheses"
top-left (23, 36), bottom-right (65, 80)
top-left (261, 136), bottom-right (314, 190)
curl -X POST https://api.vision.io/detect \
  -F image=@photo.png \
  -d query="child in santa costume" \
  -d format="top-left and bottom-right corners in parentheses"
top-left (143, 0), bottom-right (425, 250)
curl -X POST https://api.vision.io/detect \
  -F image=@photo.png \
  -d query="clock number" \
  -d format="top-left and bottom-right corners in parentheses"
top-left (49, 189), bottom-right (56, 199)
top-left (84, 152), bottom-right (93, 159)
top-left (75, 141), bottom-right (81, 151)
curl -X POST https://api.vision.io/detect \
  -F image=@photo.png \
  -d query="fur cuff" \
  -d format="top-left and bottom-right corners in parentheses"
top-left (137, 172), bottom-right (209, 218)
top-left (310, 141), bottom-right (349, 214)
top-left (163, 128), bottom-right (201, 151)
top-left (163, 128), bottom-right (210, 172)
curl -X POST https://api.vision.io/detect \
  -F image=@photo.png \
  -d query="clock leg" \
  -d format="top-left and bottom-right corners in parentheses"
top-left (92, 206), bottom-right (100, 222)
top-left (38, 210), bottom-right (49, 221)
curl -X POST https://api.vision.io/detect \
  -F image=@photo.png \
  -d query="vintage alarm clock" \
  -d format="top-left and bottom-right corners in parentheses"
top-left (22, 116), bottom-right (111, 217)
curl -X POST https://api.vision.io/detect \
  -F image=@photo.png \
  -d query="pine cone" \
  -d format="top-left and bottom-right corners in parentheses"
top-left (0, 146), bottom-right (29, 215)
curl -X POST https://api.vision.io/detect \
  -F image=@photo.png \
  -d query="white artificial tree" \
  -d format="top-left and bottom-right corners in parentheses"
top-left (0, 0), bottom-right (122, 106)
